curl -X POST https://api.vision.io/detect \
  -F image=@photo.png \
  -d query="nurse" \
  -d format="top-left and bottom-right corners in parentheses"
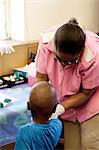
top-left (35, 18), bottom-right (99, 149)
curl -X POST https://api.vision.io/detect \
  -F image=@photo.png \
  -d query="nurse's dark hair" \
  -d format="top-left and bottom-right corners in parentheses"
top-left (54, 18), bottom-right (86, 55)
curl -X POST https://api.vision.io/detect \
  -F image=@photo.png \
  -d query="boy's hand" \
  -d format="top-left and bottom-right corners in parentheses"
top-left (50, 104), bottom-right (65, 119)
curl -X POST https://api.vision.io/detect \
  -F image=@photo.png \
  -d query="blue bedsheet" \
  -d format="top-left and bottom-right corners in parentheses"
top-left (0, 84), bottom-right (32, 147)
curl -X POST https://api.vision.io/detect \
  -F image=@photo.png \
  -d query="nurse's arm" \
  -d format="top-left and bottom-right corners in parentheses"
top-left (36, 71), bottom-right (49, 82)
top-left (60, 87), bottom-right (96, 110)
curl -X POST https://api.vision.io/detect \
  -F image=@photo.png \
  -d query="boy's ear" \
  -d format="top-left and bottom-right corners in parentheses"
top-left (27, 101), bottom-right (31, 110)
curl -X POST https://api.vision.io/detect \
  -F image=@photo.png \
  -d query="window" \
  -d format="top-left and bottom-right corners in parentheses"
top-left (0, 0), bottom-right (7, 39)
top-left (0, 0), bottom-right (24, 41)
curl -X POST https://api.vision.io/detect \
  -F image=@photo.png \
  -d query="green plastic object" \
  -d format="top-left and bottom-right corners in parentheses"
top-left (0, 102), bottom-right (3, 108)
top-left (4, 98), bottom-right (11, 103)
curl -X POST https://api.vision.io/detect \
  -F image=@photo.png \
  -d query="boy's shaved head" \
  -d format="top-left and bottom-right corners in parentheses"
top-left (29, 81), bottom-right (57, 119)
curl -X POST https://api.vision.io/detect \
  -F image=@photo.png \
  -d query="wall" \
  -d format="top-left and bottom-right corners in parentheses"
top-left (24, 0), bottom-right (99, 40)
top-left (10, 0), bottom-right (99, 41)
top-left (0, 41), bottom-right (38, 76)
top-left (10, 0), bottom-right (25, 41)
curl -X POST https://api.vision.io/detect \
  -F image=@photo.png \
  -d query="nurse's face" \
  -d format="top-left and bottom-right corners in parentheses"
top-left (54, 49), bottom-right (83, 67)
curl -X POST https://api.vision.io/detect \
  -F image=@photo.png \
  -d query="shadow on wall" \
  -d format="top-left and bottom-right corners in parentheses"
top-left (96, 0), bottom-right (99, 33)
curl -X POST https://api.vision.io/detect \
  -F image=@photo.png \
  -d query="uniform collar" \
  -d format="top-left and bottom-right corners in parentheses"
top-left (42, 31), bottom-right (55, 44)
top-left (42, 31), bottom-right (94, 63)
top-left (83, 46), bottom-right (94, 63)
top-left (41, 31), bottom-right (55, 53)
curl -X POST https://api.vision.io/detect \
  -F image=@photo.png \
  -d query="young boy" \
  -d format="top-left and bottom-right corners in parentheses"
top-left (14, 81), bottom-right (62, 150)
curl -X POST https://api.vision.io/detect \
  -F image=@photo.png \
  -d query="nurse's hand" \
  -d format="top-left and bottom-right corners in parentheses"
top-left (50, 104), bottom-right (65, 119)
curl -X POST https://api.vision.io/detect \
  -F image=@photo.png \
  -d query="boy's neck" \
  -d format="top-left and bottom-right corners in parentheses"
top-left (33, 115), bottom-right (49, 124)
top-left (34, 120), bottom-right (49, 124)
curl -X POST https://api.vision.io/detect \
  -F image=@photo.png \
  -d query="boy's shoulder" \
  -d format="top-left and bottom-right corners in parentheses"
top-left (19, 123), bottom-right (34, 132)
top-left (19, 119), bottom-right (62, 132)
top-left (49, 118), bottom-right (62, 123)
top-left (49, 119), bottom-right (62, 128)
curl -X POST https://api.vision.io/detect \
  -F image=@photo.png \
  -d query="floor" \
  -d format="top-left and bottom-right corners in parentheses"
top-left (1, 139), bottom-right (64, 150)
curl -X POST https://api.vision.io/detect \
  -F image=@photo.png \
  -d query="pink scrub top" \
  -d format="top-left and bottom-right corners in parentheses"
top-left (36, 25), bottom-right (99, 123)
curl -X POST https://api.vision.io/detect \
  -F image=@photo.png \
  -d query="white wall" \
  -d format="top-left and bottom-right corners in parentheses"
top-left (11, 0), bottom-right (99, 41)
top-left (10, 0), bottom-right (25, 41)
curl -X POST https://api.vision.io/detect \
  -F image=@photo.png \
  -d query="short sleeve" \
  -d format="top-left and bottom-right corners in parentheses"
top-left (81, 60), bottom-right (99, 89)
top-left (35, 38), bottom-right (47, 74)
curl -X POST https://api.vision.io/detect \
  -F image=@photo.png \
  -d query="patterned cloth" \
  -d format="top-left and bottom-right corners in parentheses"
top-left (0, 84), bottom-right (31, 147)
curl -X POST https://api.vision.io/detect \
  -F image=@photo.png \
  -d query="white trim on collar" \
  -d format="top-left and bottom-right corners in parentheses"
top-left (42, 31), bottom-right (55, 44)
top-left (83, 46), bottom-right (94, 62)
